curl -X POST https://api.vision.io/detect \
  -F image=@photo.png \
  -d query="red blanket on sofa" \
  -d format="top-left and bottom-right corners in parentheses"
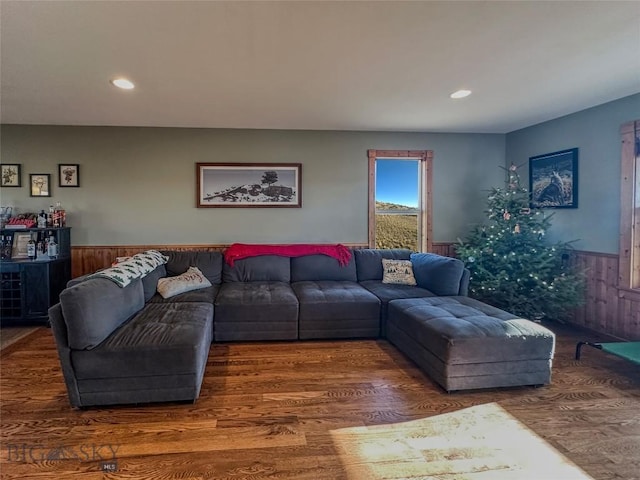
top-left (224, 243), bottom-right (352, 267)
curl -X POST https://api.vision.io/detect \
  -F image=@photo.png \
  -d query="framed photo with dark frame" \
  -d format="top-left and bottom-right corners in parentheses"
top-left (529, 148), bottom-right (578, 208)
top-left (1, 164), bottom-right (21, 187)
top-left (29, 173), bottom-right (52, 197)
top-left (58, 164), bottom-right (80, 187)
top-left (196, 163), bottom-right (302, 208)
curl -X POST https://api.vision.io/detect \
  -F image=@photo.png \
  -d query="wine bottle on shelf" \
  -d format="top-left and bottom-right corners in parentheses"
top-left (0, 236), bottom-right (6, 260)
top-left (27, 233), bottom-right (37, 260)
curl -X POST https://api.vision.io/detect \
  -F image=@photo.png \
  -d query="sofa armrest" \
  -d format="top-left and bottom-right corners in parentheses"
top-left (459, 268), bottom-right (470, 296)
top-left (410, 253), bottom-right (466, 296)
top-left (48, 303), bottom-right (82, 408)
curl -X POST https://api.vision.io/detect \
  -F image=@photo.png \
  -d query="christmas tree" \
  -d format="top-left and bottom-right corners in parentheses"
top-left (455, 163), bottom-right (584, 321)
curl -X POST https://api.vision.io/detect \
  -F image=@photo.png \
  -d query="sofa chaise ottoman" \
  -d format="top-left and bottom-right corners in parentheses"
top-left (387, 296), bottom-right (555, 392)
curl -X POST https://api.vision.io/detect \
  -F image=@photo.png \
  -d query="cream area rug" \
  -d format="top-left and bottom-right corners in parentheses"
top-left (331, 402), bottom-right (593, 480)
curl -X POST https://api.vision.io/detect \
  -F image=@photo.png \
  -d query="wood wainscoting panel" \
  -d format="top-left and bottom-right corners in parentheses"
top-left (571, 250), bottom-right (640, 340)
top-left (71, 244), bottom-right (373, 278)
top-left (71, 245), bottom-right (226, 278)
top-left (431, 242), bottom-right (457, 258)
top-left (71, 243), bottom-right (460, 279)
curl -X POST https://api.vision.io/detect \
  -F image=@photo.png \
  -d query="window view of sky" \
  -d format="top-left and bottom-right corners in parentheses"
top-left (375, 159), bottom-right (419, 208)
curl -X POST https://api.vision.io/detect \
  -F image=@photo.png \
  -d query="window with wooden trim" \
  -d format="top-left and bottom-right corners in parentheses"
top-left (367, 150), bottom-right (433, 252)
top-left (619, 120), bottom-right (640, 291)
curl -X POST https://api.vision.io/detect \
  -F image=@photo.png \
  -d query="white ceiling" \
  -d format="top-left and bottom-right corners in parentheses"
top-left (1, 1), bottom-right (639, 134)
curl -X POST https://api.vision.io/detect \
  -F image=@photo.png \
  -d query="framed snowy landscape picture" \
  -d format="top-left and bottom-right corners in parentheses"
top-left (197, 163), bottom-right (302, 208)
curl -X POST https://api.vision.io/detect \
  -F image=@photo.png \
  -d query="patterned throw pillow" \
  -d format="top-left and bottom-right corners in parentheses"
top-left (91, 261), bottom-right (141, 287)
top-left (128, 250), bottom-right (169, 276)
top-left (381, 259), bottom-right (417, 286)
top-left (92, 249), bottom-right (169, 287)
top-left (156, 266), bottom-right (212, 299)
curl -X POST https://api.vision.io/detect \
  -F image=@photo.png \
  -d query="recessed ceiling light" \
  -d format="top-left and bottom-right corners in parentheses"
top-left (110, 78), bottom-right (135, 90)
top-left (450, 89), bottom-right (472, 99)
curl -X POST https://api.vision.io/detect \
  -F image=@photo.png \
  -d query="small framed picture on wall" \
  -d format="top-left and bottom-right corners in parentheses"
top-left (30, 173), bottom-right (51, 197)
top-left (58, 164), bottom-right (80, 187)
top-left (1, 164), bottom-right (22, 187)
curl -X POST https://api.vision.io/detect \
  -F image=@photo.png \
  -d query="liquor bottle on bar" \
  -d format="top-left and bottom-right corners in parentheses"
top-left (27, 233), bottom-right (37, 260)
top-left (53, 201), bottom-right (66, 228)
top-left (47, 205), bottom-right (54, 228)
top-left (47, 234), bottom-right (58, 259)
top-left (1, 234), bottom-right (11, 259)
top-left (53, 202), bottom-right (61, 228)
top-left (36, 232), bottom-right (46, 260)
top-left (0, 235), bottom-right (6, 260)
top-left (37, 210), bottom-right (47, 228)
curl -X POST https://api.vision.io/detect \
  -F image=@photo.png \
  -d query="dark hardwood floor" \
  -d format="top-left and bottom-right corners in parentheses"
top-left (0, 322), bottom-right (638, 479)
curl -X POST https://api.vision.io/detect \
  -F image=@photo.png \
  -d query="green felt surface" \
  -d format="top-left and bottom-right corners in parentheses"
top-left (600, 342), bottom-right (640, 365)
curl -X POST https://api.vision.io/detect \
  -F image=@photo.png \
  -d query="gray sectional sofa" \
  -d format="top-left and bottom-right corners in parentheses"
top-left (49, 248), bottom-right (555, 408)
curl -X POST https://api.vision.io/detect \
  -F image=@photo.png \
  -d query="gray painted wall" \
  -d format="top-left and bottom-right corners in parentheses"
top-left (0, 126), bottom-right (505, 246)
top-left (505, 93), bottom-right (639, 254)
